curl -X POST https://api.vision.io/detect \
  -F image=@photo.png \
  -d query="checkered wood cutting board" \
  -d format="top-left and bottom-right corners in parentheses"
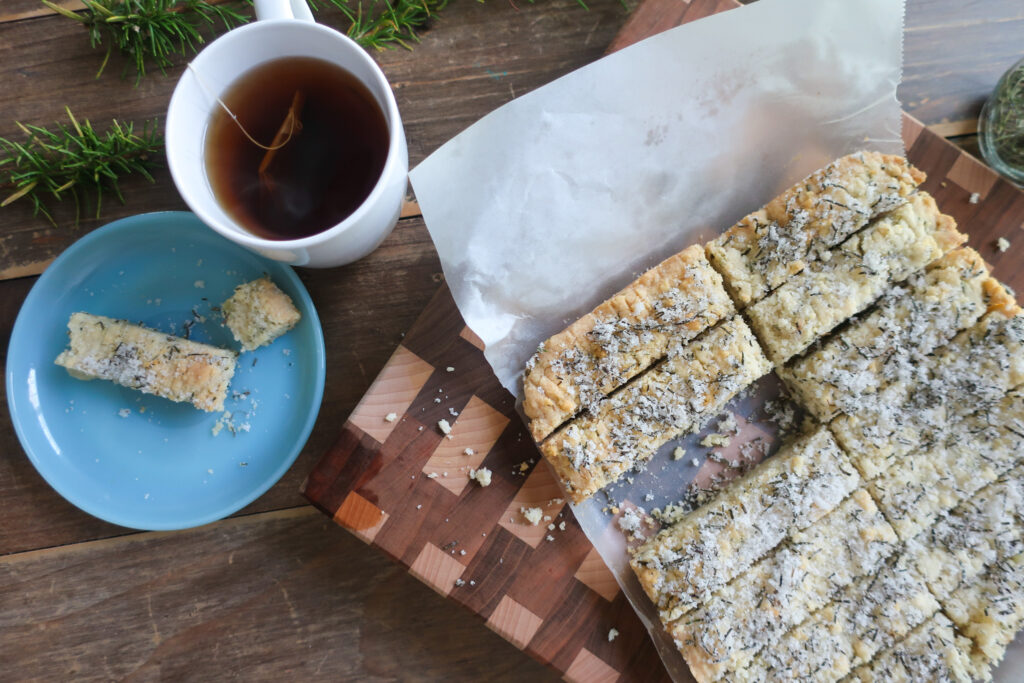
top-left (302, 1), bottom-right (1024, 680)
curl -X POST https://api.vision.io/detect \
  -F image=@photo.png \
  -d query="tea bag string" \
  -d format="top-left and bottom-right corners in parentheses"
top-left (186, 62), bottom-right (296, 152)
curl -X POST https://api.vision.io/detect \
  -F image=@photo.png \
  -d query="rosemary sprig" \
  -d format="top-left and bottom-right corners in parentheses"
top-left (319, 0), bottom-right (450, 50)
top-left (42, 0), bottom-right (250, 82)
top-left (0, 107), bottom-right (163, 224)
top-left (49, 0), bottom-right (590, 77)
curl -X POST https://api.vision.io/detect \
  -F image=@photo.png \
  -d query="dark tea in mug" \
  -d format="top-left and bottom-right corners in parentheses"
top-left (204, 56), bottom-right (390, 241)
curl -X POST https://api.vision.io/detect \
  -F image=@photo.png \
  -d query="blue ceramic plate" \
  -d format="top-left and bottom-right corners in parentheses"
top-left (6, 212), bottom-right (325, 530)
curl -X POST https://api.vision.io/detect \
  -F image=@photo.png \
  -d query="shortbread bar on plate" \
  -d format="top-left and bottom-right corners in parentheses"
top-left (221, 276), bottom-right (302, 352)
top-left (706, 151), bottom-right (925, 308)
top-left (55, 312), bottom-right (237, 412)
top-left (523, 245), bottom-right (733, 442)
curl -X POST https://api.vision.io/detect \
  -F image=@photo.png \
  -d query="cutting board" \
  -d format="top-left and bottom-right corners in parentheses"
top-left (302, 1), bottom-right (1024, 680)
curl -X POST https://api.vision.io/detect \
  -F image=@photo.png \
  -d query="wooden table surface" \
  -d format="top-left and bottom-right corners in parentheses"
top-left (1, 0), bottom-right (1021, 680)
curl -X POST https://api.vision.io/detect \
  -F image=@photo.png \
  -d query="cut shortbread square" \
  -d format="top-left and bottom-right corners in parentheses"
top-left (943, 552), bottom-right (1024, 680)
top-left (669, 490), bottom-right (897, 683)
top-left (515, 150), bottom-right (1024, 681)
top-left (778, 247), bottom-right (996, 422)
top-left (55, 312), bottom-right (237, 412)
top-left (541, 316), bottom-right (770, 503)
top-left (745, 192), bottom-right (966, 365)
top-left (706, 152), bottom-right (925, 308)
top-left (739, 550), bottom-right (938, 683)
top-left (630, 425), bottom-right (858, 621)
top-left (221, 276), bottom-right (302, 351)
top-left (832, 309), bottom-right (1024, 480)
top-left (523, 245), bottom-right (734, 442)
top-left (904, 466), bottom-right (1024, 600)
top-left (847, 613), bottom-right (975, 683)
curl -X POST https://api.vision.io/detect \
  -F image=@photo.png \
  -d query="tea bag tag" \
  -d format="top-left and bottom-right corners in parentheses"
top-left (258, 90), bottom-right (306, 182)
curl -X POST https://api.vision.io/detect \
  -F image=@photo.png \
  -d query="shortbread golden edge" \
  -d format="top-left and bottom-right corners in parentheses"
top-left (706, 151), bottom-right (925, 308)
top-left (55, 312), bottom-right (237, 412)
top-left (523, 245), bottom-right (734, 442)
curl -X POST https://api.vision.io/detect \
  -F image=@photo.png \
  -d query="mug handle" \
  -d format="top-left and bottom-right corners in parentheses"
top-left (253, 0), bottom-right (315, 22)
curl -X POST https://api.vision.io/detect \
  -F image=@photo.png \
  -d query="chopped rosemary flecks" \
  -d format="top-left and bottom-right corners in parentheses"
top-left (0, 107), bottom-right (162, 224)
top-left (983, 59), bottom-right (1024, 170)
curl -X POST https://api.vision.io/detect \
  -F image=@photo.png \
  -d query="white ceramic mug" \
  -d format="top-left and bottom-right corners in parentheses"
top-left (166, 0), bottom-right (408, 267)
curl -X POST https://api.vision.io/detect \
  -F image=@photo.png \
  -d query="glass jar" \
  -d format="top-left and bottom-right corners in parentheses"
top-left (979, 56), bottom-right (1024, 186)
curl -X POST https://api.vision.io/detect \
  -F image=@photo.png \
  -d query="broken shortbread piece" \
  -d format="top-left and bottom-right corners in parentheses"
top-left (705, 151), bottom-right (925, 308)
top-left (55, 312), bottom-right (236, 412)
top-left (520, 507), bottom-right (543, 526)
top-left (631, 426), bottom-right (858, 621)
top-left (670, 490), bottom-right (897, 682)
top-left (469, 468), bottom-right (491, 487)
top-left (523, 245), bottom-right (734, 442)
top-left (541, 316), bottom-right (771, 503)
top-left (221, 276), bottom-right (301, 351)
top-left (745, 192), bottom-right (966, 365)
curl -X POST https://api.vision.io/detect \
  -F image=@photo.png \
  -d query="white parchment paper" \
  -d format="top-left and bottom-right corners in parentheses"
top-left (411, 0), bottom-right (905, 397)
top-left (408, 0), bottom-right (932, 679)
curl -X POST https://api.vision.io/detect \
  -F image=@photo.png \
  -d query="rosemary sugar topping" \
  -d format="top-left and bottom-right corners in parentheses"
top-left (630, 426), bottom-right (859, 620)
top-left (745, 192), bottom-right (964, 365)
top-left (780, 247), bottom-right (990, 422)
top-left (669, 490), bottom-right (897, 681)
top-left (540, 316), bottom-right (769, 503)
top-left (706, 151), bottom-right (924, 307)
top-left (524, 247), bottom-right (733, 442)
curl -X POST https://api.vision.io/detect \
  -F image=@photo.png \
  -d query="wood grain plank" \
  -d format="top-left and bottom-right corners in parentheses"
top-left (901, 0), bottom-right (1024, 127)
top-left (0, 506), bottom-right (558, 681)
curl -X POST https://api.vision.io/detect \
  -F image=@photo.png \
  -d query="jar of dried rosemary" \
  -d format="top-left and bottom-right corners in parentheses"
top-left (979, 57), bottom-right (1024, 185)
